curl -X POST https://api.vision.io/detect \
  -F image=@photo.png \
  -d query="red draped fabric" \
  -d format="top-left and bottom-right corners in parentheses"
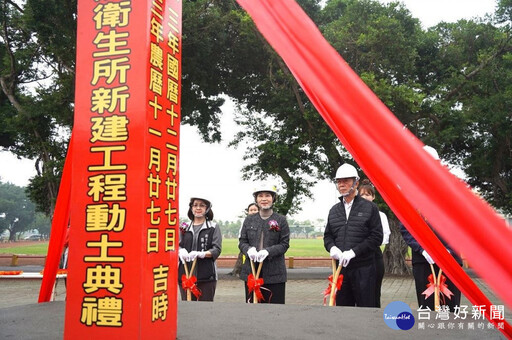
top-left (237, 0), bottom-right (512, 336)
top-left (38, 134), bottom-right (74, 302)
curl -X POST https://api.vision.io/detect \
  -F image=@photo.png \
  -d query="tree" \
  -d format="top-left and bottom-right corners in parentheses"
top-left (1, 0), bottom-right (509, 274)
top-left (212, 0), bottom-right (425, 215)
top-left (414, 17), bottom-right (512, 214)
top-left (29, 211), bottom-right (51, 238)
top-left (0, 181), bottom-right (35, 240)
top-left (0, 0), bottom-right (76, 215)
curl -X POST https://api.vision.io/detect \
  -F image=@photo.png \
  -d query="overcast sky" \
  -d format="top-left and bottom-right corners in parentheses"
top-left (0, 0), bottom-right (498, 223)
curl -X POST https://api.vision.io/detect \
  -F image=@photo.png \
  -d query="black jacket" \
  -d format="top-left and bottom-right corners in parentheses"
top-left (178, 221), bottom-right (222, 282)
top-left (323, 195), bottom-right (383, 268)
top-left (399, 222), bottom-right (462, 265)
top-left (239, 212), bottom-right (290, 284)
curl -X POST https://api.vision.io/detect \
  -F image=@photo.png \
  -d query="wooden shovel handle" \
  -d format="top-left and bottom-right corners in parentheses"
top-left (249, 260), bottom-right (262, 304)
top-left (329, 261), bottom-right (343, 307)
top-left (184, 258), bottom-right (198, 301)
top-left (184, 261), bottom-right (191, 301)
top-left (430, 264), bottom-right (440, 311)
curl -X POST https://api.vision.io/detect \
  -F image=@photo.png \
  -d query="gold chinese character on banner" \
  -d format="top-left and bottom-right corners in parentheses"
top-left (165, 177), bottom-right (177, 201)
top-left (146, 200), bottom-right (161, 225)
top-left (165, 229), bottom-right (176, 250)
top-left (86, 203), bottom-right (126, 232)
top-left (88, 174), bottom-right (127, 202)
top-left (84, 234), bottom-right (124, 263)
top-left (153, 265), bottom-right (169, 293)
top-left (147, 229), bottom-right (159, 253)
top-left (93, 2), bottom-right (132, 29)
top-left (165, 202), bottom-right (177, 226)
top-left (83, 264), bottom-right (124, 294)
top-left (80, 296), bottom-right (123, 327)
top-left (152, 293), bottom-right (168, 321)
top-left (93, 30), bottom-right (130, 57)
top-left (91, 86), bottom-right (130, 114)
top-left (90, 115), bottom-right (129, 143)
top-left (88, 145), bottom-right (127, 172)
top-left (150, 43), bottom-right (164, 70)
top-left (92, 57), bottom-right (131, 85)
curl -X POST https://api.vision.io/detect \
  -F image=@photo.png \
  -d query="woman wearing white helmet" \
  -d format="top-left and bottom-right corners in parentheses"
top-left (178, 195), bottom-right (222, 301)
top-left (238, 184), bottom-right (290, 303)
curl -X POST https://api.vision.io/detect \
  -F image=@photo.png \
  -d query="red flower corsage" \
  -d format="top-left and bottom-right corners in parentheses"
top-left (180, 222), bottom-right (188, 234)
top-left (268, 220), bottom-right (280, 232)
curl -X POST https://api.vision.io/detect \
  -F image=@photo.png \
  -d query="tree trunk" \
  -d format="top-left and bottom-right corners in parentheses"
top-left (383, 217), bottom-right (411, 275)
top-left (230, 252), bottom-right (244, 277)
top-left (8, 228), bottom-right (15, 241)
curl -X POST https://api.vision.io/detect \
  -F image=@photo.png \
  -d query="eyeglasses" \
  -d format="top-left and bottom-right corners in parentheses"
top-left (192, 204), bottom-right (207, 209)
top-left (336, 178), bottom-right (354, 184)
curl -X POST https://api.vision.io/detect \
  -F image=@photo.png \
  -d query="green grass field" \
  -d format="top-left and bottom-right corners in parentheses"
top-left (221, 238), bottom-right (328, 257)
top-left (0, 242), bottom-right (50, 255)
top-left (1, 239), bottom-right (394, 258)
top-left (0, 239), bottom-right (330, 257)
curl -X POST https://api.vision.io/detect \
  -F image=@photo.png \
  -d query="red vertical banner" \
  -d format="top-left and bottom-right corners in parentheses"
top-left (65, 0), bottom-right (181, 338)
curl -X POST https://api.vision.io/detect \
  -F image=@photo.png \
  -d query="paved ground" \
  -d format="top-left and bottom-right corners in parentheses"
top-left (0, 265), bottom-right (507, 313)
top-left (1, 265), bottom-right (509, 339)
top-left (0, 266), bottom-right (419, 308)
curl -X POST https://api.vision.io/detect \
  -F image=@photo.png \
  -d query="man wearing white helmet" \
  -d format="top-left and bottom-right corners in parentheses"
top-left (238, 184), bottom-right (290, 303)
top-left (323, 163), bottom-right (383, 307)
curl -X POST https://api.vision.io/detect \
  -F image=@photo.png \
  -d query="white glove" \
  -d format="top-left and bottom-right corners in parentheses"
top-left (188, 251), bottom-right (199, 261)
top-left (341, 249), bottom-right (355, 267)
top-left (178, 248), bottom-right (189, 263)
top-left (196, 251), bottom-right (207, 259)
top-left (329, 246), bottom-right (343, 261)
top-left (247, 247), bottom-right (258, 262)
top-left (422, 250), bottom-right (435, 264)
top-left (256, 249), bottom-right (269, 262)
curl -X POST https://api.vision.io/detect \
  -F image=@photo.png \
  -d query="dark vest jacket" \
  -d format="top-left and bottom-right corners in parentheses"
top-left (178, 225), bottom-right (216, 282)
top-left (324, 196), bottom-right (383, 268)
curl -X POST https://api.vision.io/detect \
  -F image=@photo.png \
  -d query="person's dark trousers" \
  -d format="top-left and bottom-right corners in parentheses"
top-left (413, 262), bottom-right (461, 312)
top-left (244, 282), bottom-right (286, 304)
top-left (336, 262), bottom-right (377, 307)
top-left (180, 280), bottom-right (217, 301)
top-left (375, 249), bottom-right (384, 308)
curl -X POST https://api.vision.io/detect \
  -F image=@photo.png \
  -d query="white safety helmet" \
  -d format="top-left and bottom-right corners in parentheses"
top-left (188, 195), bottom-right (213, 220)
top-left (423, 145), bottom-right (440, 160)
top-left (253, 184), bottom-right (278, 202)
top-left (189, 195), bottom-right (211, 208)
top-left (335, 163), bottom-right (359, 180)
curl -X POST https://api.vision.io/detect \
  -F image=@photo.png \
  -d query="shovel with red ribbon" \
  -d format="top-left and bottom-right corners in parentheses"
top-left (182, 258), bottom-right (201, 301)
top-left (248, 259), bottom-right (264, 303)
top-left (422, 264), bottom-right (453, 310)
top-left (325, 259), bottom-right (343, 306)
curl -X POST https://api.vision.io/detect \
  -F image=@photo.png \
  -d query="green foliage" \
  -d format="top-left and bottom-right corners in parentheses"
top-left (0, 0), bottom-right (510, 235)
top-left (216, 219), bottom-right (242, 238)
top-left (0, 181), bottom-right (36, 240)
top-left (29, 212), bottom-right (51, 238)
top-left (183, 0), bottom-right (511, 214)
top-left (416, 19), bottom-right (512, 213)
top-left (0, 0), bottom-right (75, 215)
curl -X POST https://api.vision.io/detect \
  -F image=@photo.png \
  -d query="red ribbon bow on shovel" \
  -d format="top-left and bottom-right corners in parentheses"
top-left (422, 273), bottom-right (453, 303)
top-left (181, 274), bottom-right (202, 299)
top-left (323, 274), bottom-right (343, 306)
top-left (247, 273), bottom-right (265, 303)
